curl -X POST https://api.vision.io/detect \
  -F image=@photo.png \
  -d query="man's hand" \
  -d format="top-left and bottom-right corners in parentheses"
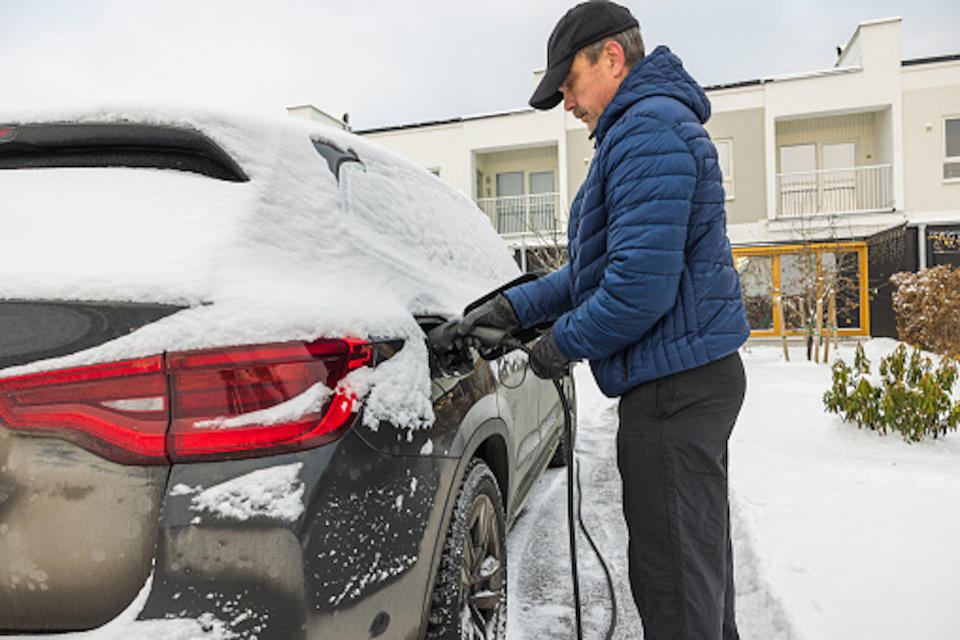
top-left (458, 294), bottom-right (521, 338)
top-left (528, 329), bottom-right (570, 379)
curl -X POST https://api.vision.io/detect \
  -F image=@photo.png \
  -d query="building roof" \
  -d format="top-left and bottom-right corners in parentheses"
top-left (902, 53), bottom-right (960, 67)
top-left (356, 48), bottom-right (960, 134)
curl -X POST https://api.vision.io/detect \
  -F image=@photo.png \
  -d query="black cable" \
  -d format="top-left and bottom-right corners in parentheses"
top-left (554, 376), bottom-right (584, 640)
top-left (576, 455), bottom-right (619, 640)
top-left (553, 374), bottom-right (618, 640)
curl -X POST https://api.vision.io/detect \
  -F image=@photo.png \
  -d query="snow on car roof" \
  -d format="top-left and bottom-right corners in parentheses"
top-left (0, 105), bottom-right (516, 308)
top-left (0, 105), bottom-right (520, 434)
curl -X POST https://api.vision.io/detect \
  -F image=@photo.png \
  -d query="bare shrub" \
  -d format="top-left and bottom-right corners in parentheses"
top-left (890, 265), bottom-right (960, 358)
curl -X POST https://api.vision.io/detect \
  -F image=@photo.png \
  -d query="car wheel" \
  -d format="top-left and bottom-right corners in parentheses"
top-left (547, 429), bottom-right (569, 468)
top-left (427, 459), bottom-right (507, 639)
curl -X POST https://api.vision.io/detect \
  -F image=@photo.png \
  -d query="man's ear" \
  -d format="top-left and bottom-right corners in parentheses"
top-left (603, 40), bottom-right (627, 78)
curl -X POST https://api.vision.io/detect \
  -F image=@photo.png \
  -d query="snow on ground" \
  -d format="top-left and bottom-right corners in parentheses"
top-left (733, 339), bottom-right (960, 640)
top-left (508, 339), bottom-right (960, 640)
top-left (2, 575), bottom-right (237, 640)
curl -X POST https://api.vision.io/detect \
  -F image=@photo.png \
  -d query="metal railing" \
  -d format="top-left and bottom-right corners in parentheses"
top-left (776, 164), bottom-right (893, 216)
top-left (476, 193), bottom-right (562, 235)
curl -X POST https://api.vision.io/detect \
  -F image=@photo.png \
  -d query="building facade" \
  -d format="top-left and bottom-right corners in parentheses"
top-left (354, 18), bottom-right (959, 338)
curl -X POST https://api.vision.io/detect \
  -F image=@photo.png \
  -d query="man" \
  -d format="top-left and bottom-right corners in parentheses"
top-left (460, 2), bottom-right (750, 638)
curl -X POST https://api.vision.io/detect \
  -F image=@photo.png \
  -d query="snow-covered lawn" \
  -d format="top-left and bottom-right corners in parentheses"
top-left (508, 339), bottom-right (960, 640)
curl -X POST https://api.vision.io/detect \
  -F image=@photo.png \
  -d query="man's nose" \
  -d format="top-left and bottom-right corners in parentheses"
top-left (563, 93), bottom-right (575, 111)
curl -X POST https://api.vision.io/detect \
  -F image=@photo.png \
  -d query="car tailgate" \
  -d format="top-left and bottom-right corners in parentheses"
top-left (0, 300), bottom-right (178, 631)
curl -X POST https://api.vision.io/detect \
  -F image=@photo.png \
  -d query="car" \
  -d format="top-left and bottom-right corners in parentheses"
top-left (0, 108), bottom-right (574, 639)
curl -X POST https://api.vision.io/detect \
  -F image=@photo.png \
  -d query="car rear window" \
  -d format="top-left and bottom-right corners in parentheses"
top-left (0, 123), bottom-right (248, 182)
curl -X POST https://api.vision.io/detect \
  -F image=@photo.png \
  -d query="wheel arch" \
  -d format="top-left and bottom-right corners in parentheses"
top-left (472, 433), bottom-right (510, 515)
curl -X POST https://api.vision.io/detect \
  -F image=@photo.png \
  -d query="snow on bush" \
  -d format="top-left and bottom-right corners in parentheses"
top-left (890, 265), bottom-right (960, 358)
top-left (823, 342), bottom-right (960, 442)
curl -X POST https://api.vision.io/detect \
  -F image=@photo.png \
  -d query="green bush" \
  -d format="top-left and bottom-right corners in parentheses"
top-left (823, 343), bottom-right (960, 442)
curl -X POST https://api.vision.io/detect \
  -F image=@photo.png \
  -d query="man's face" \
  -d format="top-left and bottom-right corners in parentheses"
top-left (560, 48), bottom-right (622, 133)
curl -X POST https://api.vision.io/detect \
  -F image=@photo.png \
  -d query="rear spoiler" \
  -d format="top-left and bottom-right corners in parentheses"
top-left (0, 123), bottom-right (248, 182)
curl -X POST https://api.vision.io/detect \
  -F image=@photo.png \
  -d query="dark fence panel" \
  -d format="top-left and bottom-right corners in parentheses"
top-left (867, 225), bottom-right (917, 338)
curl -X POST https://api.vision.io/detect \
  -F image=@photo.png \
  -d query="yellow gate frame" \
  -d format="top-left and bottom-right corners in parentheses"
top-left (732, 241), bottom-right (870, 338)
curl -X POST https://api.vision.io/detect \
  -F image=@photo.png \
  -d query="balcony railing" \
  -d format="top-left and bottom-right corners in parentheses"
top-left (776, 164), bottom-right (893, 217)
top-left (477, 193), bottom-right (562, 235)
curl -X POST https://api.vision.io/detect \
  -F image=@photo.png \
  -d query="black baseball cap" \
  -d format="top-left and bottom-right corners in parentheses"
top-left (530, 1), bottom-right (639, 110)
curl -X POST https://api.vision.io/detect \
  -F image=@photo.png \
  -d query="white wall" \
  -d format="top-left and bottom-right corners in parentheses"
top-left (363, 123), bottom-right (470, 195)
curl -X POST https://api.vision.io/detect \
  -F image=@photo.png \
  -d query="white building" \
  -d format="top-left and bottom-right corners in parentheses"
top-left (287, 104), bottom-right (351, 131)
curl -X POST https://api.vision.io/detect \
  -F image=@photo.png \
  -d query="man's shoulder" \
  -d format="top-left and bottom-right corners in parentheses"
top-left (621, 95), bottom-right (697, 130)
top-left (600, 95), bottom-right (696, 154)
top-left (597, 96), bottom-right (704, 162)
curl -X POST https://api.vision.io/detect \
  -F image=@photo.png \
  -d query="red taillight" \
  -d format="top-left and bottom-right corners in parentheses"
top-left (0, 339), bottom-right (374, 465)
top-left (0, 356), bottom-right (168, 464)
top-left (168, 339), bottom-right (372, 462)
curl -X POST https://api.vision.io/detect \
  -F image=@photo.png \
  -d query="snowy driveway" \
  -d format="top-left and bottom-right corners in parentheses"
top-left (505, 363), bottom-right (783, 640)
top-left (507, 342), bottom-right (960, 640)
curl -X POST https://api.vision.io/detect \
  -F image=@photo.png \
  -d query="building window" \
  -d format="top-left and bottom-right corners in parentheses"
top-left (945, 117), bottom-right (960, 181)
top-left (735, 254), bottom-right (773, 331)
top-left (715, 139), bottom-right (734, 200)
top-left (732, 242), bottom-right (870, 338)
top-left (529, 171), bottom-right (556, 232)
top-left (496, 172), bottom-right (525, 234)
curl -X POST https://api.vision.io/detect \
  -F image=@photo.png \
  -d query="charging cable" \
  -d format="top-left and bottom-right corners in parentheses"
top-left (497, 336), bottom-right (617, 640)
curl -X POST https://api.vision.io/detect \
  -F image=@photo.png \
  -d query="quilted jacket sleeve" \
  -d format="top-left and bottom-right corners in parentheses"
top-left (551, 114), bottom-right (697, 361)
top-left (503, 262), bottom-right (574, 329)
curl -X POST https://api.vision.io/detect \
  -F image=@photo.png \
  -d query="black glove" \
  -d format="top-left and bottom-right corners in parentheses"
top-left (426, 319), bottom-right (462, 354)
top-left (528, 330), bottom-right (570, 379)
top-left (458, 294), bottom-right (521, 338)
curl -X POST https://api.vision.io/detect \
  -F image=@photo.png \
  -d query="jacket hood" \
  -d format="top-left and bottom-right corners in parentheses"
top-left (594, 45), bottom-right (711, 144)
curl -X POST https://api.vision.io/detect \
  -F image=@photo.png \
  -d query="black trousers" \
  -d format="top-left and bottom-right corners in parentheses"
top-left (616, 352), bottom-right (745, 640)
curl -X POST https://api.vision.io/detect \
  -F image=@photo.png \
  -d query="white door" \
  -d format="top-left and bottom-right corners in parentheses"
top-left (528, 171), bottom-right (555, 232)
top-left (779, 144), bottom-right (817, 215)
top-left (821, 142), bottom-right (856, 212)
top-left (496, 172), bottom-right (524, 233)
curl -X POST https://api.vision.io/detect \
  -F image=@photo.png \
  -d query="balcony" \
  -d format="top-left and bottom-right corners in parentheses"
top-left (776, 164), bottom-right (894, 217)
top-left (476, 193), bottom-right (563, 236)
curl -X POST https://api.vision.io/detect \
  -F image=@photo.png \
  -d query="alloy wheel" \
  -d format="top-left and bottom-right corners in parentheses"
top-left (458, 494), bottom-right (506, 639)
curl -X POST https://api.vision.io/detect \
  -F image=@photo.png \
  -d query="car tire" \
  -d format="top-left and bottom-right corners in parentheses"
top-left (427, 459), bottom-right (507, 639)
top-left (547, 378), bottom-right (574, 468)
top-left (547, 430), bottom-right (569, 468)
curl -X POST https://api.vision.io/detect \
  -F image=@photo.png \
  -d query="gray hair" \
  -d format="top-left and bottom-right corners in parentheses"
top-left (580, 26), bottom-right (644, 68)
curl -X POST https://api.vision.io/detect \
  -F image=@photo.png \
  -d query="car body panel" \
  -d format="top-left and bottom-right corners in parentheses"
top-left (134, 428), bottom-right (458, 639)
top-left (0, 429), bottom-right (165, 631)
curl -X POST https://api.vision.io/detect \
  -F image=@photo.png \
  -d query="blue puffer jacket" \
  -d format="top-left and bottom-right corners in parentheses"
top-left (505, 46), bottom-right (750, 398)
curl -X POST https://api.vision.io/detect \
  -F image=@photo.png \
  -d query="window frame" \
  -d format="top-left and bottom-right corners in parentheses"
top-left (714, 138), bottom-right (735, 201)
top-left (732, 242), bottom-right (870, 338)
top-left (944, 115), bottom-right (960, 184)
top-left (528, 170), bottom-right (555, 195)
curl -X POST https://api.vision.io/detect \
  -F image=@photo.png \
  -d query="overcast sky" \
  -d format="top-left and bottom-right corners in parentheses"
top-left (4, 0), bottom-right (959, 131)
